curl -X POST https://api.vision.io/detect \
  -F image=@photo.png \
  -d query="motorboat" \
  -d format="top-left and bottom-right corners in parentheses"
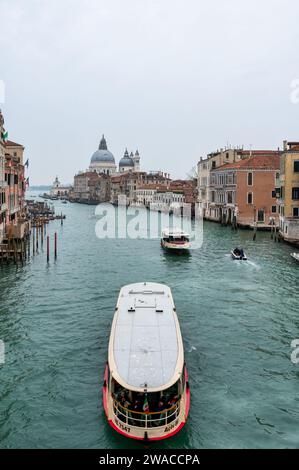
top-left (102, 282), bottom-right (190, 442)
top-left (231, 247), bottom-right (248, 261)
top-left (291, 253), bottom-right (299, 263)
top-left (161, 228), bottom-right (190, 252)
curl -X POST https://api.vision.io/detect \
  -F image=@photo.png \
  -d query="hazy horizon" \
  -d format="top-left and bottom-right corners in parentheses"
top-left (1, 0), bottom-right (299, 185)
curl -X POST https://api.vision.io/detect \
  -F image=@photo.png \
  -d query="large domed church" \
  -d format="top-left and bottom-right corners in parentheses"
top-left (89, 135), bottom-right (140, 175)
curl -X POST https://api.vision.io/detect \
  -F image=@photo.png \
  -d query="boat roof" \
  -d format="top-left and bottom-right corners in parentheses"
top-left (162, 227), bottom-right (189, 238)
top-left (108, 282), bottom-right (184, 392)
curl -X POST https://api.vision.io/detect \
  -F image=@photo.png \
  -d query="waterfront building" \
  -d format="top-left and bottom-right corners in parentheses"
top-left (198, 147), bottom-right (280, 223)
top-left (278, 141), bottom-right (299, 244)
top-left (197, 148), bottom-right (244, 217)
top-left (0, 110), bottom-right (6, 242)
top-left (4, 139), bottom-right (28, 239)
top-left (170, 179), bottom-right (198, 205)
top-left (110, 171), bottom-right (147, 205)
top-left (135, 184), bottom-right (164, 206)
top-left (152, 188), bottom-right (185, 211)
top-left (209, 153), bottom-right (280, 227)
top-left (50, 176), bottom-right (71, 198)
top-left (72, 171), bottom-right (110, 204)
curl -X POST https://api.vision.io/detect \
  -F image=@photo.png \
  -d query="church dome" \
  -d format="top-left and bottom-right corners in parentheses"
top-left (119, 149), bottom-right (134, 168)
top-left (90, 135), bottom-right (115, 164)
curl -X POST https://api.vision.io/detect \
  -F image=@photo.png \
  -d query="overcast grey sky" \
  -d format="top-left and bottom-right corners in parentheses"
top-left (1, 0), bottom-right (299, 184)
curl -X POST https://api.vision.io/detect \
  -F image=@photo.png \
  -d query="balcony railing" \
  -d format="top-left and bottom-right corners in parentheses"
top-left (113, 399), bottom-right (180, 429)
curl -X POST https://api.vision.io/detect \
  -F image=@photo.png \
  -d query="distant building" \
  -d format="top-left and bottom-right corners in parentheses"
top-left (110, 171), bottom-right (147, 205)
top-left (72, 171), bottom-right (110, 204)
top-left (50, 176), bottom-right (71, 198)
top-left (278, 141), bottom-right (299, 244)
top-left (135, 184), bottom-right (165, 206)
top-left (209, 153), bottom-right (280, 227)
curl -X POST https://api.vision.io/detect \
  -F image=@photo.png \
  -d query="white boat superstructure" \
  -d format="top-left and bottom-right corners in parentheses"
top-left (103, 282), bottom-right (190, 441)
top-left (291, 253), bottom-right (299, 263)
top-left (161, 228), bottom-right (190, 251)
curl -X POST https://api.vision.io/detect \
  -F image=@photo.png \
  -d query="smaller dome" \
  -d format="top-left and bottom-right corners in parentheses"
top-left (119, 148), bottom-right (134, 168)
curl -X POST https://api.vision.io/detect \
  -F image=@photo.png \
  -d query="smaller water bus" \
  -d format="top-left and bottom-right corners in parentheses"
top-left (103, 282), bottom-right (190, 442)
top-left (161, 228), bottom-right (190, 252)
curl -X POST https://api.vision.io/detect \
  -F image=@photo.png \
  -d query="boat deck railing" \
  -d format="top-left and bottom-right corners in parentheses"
top-left (113, 399), bottom-right (180, 428)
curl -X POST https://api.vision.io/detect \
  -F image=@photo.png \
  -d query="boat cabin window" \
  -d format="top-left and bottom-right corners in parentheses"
top-left (163, 235), bottom-right (189, 243)
top-left (111, 379), bottom-right (181, 413)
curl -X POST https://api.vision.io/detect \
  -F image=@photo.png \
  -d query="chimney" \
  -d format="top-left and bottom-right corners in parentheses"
top-left (283, 140), bottom-right (288, 151)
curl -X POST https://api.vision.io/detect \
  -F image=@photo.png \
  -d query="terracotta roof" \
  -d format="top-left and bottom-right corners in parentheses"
top-left (5, 140), bottom-right (24, 148)
top-left (215, 154), bottom-right (280, 171)
top-left (238, 150), bottom-right (278, 156)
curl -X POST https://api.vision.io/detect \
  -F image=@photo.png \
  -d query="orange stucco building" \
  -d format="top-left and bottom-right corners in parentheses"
top-left (209, 153), bottom-right (280, 227)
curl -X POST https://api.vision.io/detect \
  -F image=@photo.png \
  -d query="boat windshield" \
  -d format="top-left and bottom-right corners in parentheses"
top-left (163, 235), bottom-right (189, 243)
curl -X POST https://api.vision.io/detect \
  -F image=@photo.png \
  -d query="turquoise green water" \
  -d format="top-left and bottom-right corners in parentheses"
top-left (0, 193), bottom-right (299, 449)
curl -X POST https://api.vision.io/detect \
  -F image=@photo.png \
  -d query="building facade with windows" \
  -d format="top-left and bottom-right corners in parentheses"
top-left (4, 140), bottom-right (28, 239)
top-left (198, 147), bottom-right (280, 223)
top-left (209, 154), bottom-right (280, 227)
top-left (0, 110), bottom-right (6, 242)
top-left (278, 141), bottom-right (299, 244)
top-left (72, 171), bottom-right (110, 204)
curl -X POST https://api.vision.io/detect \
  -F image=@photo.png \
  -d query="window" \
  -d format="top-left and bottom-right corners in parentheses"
top-left (226, 153), bottom-right (229, 159)
top-left (247, 172), bottom-right (253, 186)
top-left (293, 207), bottom-right (299, 217)
top-left (294, 161), bottom-right (299, 173)
top-left (272, 206), bottom-right (277, 213)
top-left (272, 190), bottom-right (276, 198)
top-left (276, 172), bottom-right (280, 180)
top-left (292, 187), bottom-right (299, 200)
top-left (258, 210), bottom-right (265, 222)
top-left (212, 161), bottom-right (216, 169)
top-left (247, 193), bottom-right (253, 204)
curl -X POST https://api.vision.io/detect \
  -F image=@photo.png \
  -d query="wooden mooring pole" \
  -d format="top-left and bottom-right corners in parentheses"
top-left (54, 232), bottom-right (57, 260)
top-left (47, 235), bottom-right (50, 263)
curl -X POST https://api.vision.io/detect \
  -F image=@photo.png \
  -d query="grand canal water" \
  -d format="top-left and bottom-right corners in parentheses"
top-left (0, 192), bottom-right (299, 449)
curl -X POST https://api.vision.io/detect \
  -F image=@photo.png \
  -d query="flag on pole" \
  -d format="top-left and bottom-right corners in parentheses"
top-left (25, 177), bottom-right (30, 187)
top-left (1, 130), bottom-right (8, 142)
top-left (143, 394), bottom-right (149, 412)
top-left (24, 159), bottom-right (29, 168)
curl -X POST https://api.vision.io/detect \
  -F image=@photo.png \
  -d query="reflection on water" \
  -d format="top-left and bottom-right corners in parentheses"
top-left (0, 192), bottom-right (299, 449)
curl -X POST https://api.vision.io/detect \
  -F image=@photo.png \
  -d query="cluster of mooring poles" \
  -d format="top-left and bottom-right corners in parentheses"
top-left (0, 200), bottom-right (65, 267)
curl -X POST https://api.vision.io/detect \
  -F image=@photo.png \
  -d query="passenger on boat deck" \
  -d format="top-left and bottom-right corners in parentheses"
top-left (168, 395), bottom-right (179, 406)
top-left (131, 400), bottom-right (142, 412)
top-left (155, 400), bottom-right (165, 413)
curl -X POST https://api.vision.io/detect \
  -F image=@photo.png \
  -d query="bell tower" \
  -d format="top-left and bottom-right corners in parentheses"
top-left (133, 149), bottom-right (140, 172)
